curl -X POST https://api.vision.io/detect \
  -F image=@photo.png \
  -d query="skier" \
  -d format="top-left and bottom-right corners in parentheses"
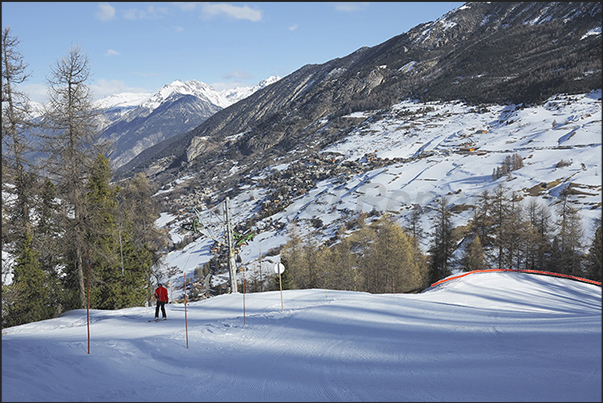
top-left (154, 282), bottom-right (169, 320)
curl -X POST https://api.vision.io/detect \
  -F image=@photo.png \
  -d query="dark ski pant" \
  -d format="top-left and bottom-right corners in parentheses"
top-left (155, 301), bottom-right (167, 319)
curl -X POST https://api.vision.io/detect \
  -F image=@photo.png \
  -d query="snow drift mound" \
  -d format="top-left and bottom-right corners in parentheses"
top-left (420, 270), bottom-right (601, 314)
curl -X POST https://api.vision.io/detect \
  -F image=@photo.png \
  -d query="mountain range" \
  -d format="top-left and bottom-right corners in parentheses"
top-left (129, 2), bottom-right (601, 287)
top-left (8, 2), bottom-right (601, 279)
top-left (94, 76), bottom-right (281, 169)
top-left (16, 76), bottom-right (281, 170)
top-left (113, 2), bottom-right (601, 188)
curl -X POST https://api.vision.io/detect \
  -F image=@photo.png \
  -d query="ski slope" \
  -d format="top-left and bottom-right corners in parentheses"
top-left (2, 271), bottom-right (601, 402)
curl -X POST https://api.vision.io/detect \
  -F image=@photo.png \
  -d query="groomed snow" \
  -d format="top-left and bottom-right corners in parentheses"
top-left (2, 271), bottom-right (601, 402)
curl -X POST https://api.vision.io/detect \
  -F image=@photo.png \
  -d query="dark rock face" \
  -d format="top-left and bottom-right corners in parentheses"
top-left (103, 93), bottom-right (222, 169)
top-left (115, 2), bottom-right (601, 194)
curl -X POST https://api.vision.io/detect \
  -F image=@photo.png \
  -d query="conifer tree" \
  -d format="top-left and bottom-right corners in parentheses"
top-left (42, 45), bottom-right (102, 310)
top-left (584, 217), bottom-right (602, 282)
top-left (280, 222), bottom-right (306, 289)
top-left (117, 172), bottom-right (167, 303)
top-left (470, 190), bottom-right (494, 253)
top-left (1, 27), bottom-right (35, 184)
top-left (406, 203), bottom-right (425, 241)
top-left (358, 216), bottom-right (428, 293)
top-left (35, 178), bottom-right (61, 247)
top-left (302, 236), bottom-right (323, 289)
top-left (2, 27), bottom-right (36, 243)
top-left (429, 196), bottom-right (454, 282)
top-left (502, 191), bottom-right (525, 269)
top-left (524, 199), bottom-right (553, 271)
top-left (322, 233), bottom-right (358, 291)
top-left (348, 225), bottom-right (377, 291)
top-left (34, 178), bottom-right (64, 316)
top-left (550, 194), bottom-right (584, 276)
top-left (1, 27), bottom-right (53, 327)
top-left (512, 153), bottom-right (524, 171)
top-left (490, 185), bottom-right (510, 270)
top-left (85, 153), bottom-right (122, 309)
top-left (4, 233), bottom-right (50, 327)
top-left (283, 231), bottom-right (323, 290)
top-left (358, 218), bottom-right (394, 293)
top-left (347, 224), bottom-right (377, 291)
top-left (116, 221), bottom-right (154, 307)
top-left (461, 235), bottom-right (486, 272)
top-left (84, 154), bottom-right (154, 309)
top-left (118, 173), bottom-right (163, 253)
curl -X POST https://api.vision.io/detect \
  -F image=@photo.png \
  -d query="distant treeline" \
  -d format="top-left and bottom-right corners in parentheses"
top-left (271, 185), bottom-right (601, 294)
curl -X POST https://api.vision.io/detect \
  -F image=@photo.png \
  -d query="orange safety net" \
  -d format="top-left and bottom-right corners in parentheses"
top-left (430, 268), bottom-right (602, 287)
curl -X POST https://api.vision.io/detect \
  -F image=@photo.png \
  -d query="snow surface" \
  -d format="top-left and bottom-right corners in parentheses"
top-left (2, 271), bottom-right (600, 402)
top-left (154, 91), bottom-right (601, 294)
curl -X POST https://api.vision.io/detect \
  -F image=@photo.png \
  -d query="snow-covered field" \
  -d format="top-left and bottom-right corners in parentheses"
top-left (2, 271), bottom-right (601, 402)
top-left (158, 91), bottom-right (602, 292)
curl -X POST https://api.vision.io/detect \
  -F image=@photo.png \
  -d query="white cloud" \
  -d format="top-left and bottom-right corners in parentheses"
top-left (288, 24), bottom-right (298, 31)
top-left (21, 83), bottom-right (49, 105)
top-left (172, 2), bottom-right (198, 12)
top-left (222, 69), bottom-right (254, 80)
top-left (209, 80), bottom-right (246, 91)
top-left (91, 78), bottom-right (150, 100)
top-left (124, 4), bottom-right (168, 20)
top-left (105, 49), bottom-right (120, 57)
top-left (200, 3), bottom-right (262, 21)
top-left (334, 2), bottom-right (369, 12)
top-left (96, 2), bottom-right (116, 21)
top-left (173, 25), bottom-right (185, 33)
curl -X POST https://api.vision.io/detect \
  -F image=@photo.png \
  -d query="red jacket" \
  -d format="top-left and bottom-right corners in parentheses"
top-left (155, 286), bottom-right (168, 302)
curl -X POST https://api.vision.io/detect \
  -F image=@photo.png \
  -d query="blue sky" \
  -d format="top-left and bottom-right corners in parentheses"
top-left (2, 2), bottom-right (464, 103)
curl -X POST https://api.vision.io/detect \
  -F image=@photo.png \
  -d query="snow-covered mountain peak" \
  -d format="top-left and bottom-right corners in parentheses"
top-left (257, 75), bottom-right (281, 88)
top-left (142, 79), bottom-right (221, 110)
top-left (219, 76), bottom-right (282, 106)
top-left (92, 76), bottom-right (279, 168)
top-left (93, 92), bottom-right (152, 110)
top-left (28, 100), bottom-right (46, 118)
top-left (93, 76), bottom-right (282, 116)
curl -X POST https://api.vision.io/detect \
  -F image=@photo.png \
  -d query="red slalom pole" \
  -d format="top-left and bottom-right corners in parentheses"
top-left (184, 272), bottom-right (189, 348)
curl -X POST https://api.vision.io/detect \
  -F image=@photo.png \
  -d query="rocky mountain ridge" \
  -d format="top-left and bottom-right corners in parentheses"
top-left (114, 2), bottom-right (601, 197)
top-left (98, 76), bottom-right (281, 168)
top-left (156, 89), bottom-right (601, 287)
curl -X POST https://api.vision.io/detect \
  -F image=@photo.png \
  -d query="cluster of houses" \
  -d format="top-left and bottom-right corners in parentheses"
top-left (159, 130), bottom-right (484, 231)
top-left (158, 133), bottom-right (487, 299)
top-left (253, 134), bottom-right (482, 218)
top-left (254, 152), bottom-right (403, 218)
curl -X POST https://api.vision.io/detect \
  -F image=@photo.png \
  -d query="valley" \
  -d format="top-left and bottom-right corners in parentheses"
top-left (154, 91), bottom-right (602, 297)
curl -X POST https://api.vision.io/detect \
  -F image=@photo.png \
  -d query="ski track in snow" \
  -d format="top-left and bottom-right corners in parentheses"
top-left (3, 273), bottom-right (600, 402)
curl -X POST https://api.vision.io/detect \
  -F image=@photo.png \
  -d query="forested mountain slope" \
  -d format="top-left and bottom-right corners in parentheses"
top-left (115, 2), bottom-right (601, 192)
